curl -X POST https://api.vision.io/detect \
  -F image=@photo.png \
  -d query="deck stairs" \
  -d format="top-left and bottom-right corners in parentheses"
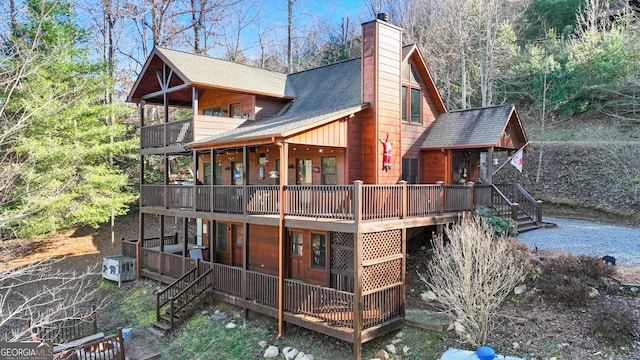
top-left (489, 184), bottom-right (544, 233)
top-left (152, 266), bottom-right (212, 333)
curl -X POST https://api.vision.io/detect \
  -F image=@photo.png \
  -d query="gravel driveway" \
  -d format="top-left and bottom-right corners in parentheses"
top-left (517, 217), bottom-right (640, 267)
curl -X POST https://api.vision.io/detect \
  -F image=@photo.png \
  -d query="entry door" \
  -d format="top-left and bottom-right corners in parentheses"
top-left (232, 224), bottom-right (244, 267)
top-left (231, 162), bottom-right (243, 185)
top-left (289, 231), bottom-right (304, 280)
top-left (296, 159), bottom-right (312, 185)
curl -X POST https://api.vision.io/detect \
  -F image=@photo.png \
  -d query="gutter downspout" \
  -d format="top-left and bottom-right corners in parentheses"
top-left (275, 138), bottom-right (286, 338)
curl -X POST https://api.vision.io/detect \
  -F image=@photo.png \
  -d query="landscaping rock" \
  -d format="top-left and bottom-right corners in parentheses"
top-left (385, 344), bottom-right (397, 354)
top-left (294, 352), bottom-right (312, 360)
top-left (588, 287), bottom-right (600, 298)
top-left (420, 291), bottom-right (437, 302)
top-left (257, 341), bottom-right (267, 349)
top-left (284, 348), bottom-right (298, 360)
top-left (391, 338), bottom-right (401, 344)
top-left (375, 349), bottom-right (390, 360)
top-left (263, 345), bottom-right (279, 358)
top-left (402, 345), bottom-right (410, 355)
top-left (514, 284), bottom-right (527, 295)
top-left (225, 322), bottom-right (237, 329)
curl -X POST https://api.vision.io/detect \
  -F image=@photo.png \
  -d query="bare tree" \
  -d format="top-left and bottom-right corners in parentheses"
top-left (420, 215), bottom-right (527, 346)
top-left (0, 259), bottom-right (100, 342)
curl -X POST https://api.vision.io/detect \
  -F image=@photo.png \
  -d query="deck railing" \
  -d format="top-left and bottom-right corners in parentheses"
top-left (247, 271), bottom-right (278, 307)
top-left (140, 248), bottom-right (197, 279)
top-left (285, 185), bottom-right (353, 219)
top-left (140, 182), bottom-right (476, 221)
top-left (362, 284), bottom-right (402, 329)
top-left (284, 280), bottom-right (355, 328)
top-left (140, 119), bottom-right (193, 149)
top-left (210, 263), bottom-right (242, 297)
top-left (121, 239), bottom-right (137, 258)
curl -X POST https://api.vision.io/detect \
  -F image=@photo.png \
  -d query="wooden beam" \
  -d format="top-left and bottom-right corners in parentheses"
top-left (141, 84), bottom-right (191, 100)
top-left (353, 232), bottom-right (363, 359)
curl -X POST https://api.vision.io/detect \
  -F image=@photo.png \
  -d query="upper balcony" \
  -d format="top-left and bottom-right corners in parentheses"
top-left (140, 115), bottom-right (246, 153)
top-left (140, 182), bottom-right (480, 230)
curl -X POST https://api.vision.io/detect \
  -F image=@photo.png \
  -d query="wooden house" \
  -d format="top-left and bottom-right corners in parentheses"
top-left (126, 14), bottom-right (540, 359)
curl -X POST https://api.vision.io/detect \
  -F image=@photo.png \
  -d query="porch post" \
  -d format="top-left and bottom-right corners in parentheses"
top-left (436, 181), bottom-right (445, 214)
top-left (353, 232), bottom-right (363, 359)
top-left (243, 145), bottom-right (249, 214)
top-left (192, 150), bottom-right (197, 211)
top-left (160, 215), bottom-right (165, 276)
top-left (487, 148), bottom-right (494, 185)
top-left (276, 141), bottom-right (288, 338)
top-left (354, 180), bottom-right (363, 223)
top-left (242, 222), bottom-right (249, 324)
top-left (398, 180), bottom-right (407, 219)
top-left (183, 217), bottom-right (188, 257)
top-left (137, 100), bottom-right (145, 279)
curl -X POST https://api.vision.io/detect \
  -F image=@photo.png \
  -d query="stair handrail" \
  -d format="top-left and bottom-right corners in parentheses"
top-left (516, 183), bottom-right (542, 224)
top-left (156, 266), bottom-right (198, 322)
top-left (489, 184), bottom-right (521, 222)
top-left (167, 268), bottom-right (213, 330)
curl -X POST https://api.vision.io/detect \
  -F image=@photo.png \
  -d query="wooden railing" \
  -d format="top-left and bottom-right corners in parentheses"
top-left (30, 306), bottom-right (97, 344)
top-left (493, 183), bottom-right (542, 224)
top-left (141, 233), bottom-right (178, 248)
top-left (140, 182), bottom-right (476, 221)
top-left (210, 263), bottom-right (242, 297)
top-left (140, 119), bottom-right (192, 149)
top-left (247, 271), bottom-right (278, 307)
top-left (121, 239), bottom-right (137, 258)
top-left (285, 185), bottom-right (353, 219)
top-left (362, 284), bottom-right (402, 329)
top-left (284, 280), bottom-right (355, 328)
top-left (165, 269), bottom-right (212, 330)
top-left (443, 185), bottom-right (473, 212)
top-left (247, 186), bottom-right (280, 215)
top-left (361, 185), bottom-right (402, 220)
top-left (140, 248), bottom-right (197, 279)
top-left (157, 267), bottom-right (198, 322)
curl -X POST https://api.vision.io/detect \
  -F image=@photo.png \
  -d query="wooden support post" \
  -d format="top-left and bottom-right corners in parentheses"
top-left (398, 180), bottom-right (407, 219)
top-left (242, 222), bottom-right (249, 325)
top-left (192, 150), bottom-right (197, 211)
top-left (536, 200), bottom-right (543, 225)
top-left (243, 145), bottom-right (249, 215)
top-left (160, 215), bottom-right (165, 276)
top-left (400, 228), bottom-right (406, 319)
top-left (487, 148), bottom-right (494, 185)
top-left (137, 101), bottom-right (145, 279)
top-left (116, 327), bottom-right (125, 360)
top-left (353, 232), bottom-right (363, 360)
top-left (183, 217), bottom-right (188, 257)
top-left (511, 203), bottom-right (519, 222)
top-left (354, 180), bottom-right (363, 224)
top-left (467, 181), bottom-right (475, 212)
top-left (436, 181), bottom-right (445, 214)
top-left (276, 141), bottom-right (287, 338)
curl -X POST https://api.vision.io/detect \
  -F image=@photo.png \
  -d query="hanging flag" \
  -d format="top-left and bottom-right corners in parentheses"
top-left (511, 149), bottom-right (523, 172)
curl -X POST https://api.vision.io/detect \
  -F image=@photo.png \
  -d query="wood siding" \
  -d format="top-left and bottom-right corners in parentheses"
top-left (198, 89), bottom-right (256, 118)
top-left (193, 114), bottom-right (244, 142)
top-left (288, 119), bottom-right (348, 147)
top-left (255, 97), bottom-right (288, 121)
top-left (423, 150), bottom-right (448, 184)
top-left (247, 224), bottom-right (279, 275)
top-left (347, 113), bottom-right (364, 182)
top-left (361, 20), bottom-right (402, 185)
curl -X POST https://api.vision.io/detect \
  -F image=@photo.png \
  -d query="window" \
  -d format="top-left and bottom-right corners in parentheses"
top-left (203, 106), bottom-right (222, 116)
top-left (230, 103), bottom-right (241, 118)
top-left (402, 158), bottom-right (418, 184)
top-left (216, 223), bottom-right (228, 251)
top-left (233, 224), bottom-right (243, 247)
top-left (203, 162), bottom-right (212, 185)
top-left (311, 233), bottom-right (326, 269)
top-left (321, 157), bottom-right (337, 185)
top-left (290, 231), bottom-right (303, 257)
top-left (297, 159), bottom-right (312, 185)
top-left (401, 63), bottom-right (422, 124)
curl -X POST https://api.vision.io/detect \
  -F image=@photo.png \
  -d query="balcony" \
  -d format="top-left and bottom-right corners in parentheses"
top-left (140, 182), bottom-right (476, 223)
top-left (140, 115), bottom-right (246, 150)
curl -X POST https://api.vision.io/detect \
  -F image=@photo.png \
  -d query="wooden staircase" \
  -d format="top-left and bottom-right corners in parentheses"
top-left (489, 184), bottom-right (544, 233)
top-left (153, 266), bottom-right (212, 333)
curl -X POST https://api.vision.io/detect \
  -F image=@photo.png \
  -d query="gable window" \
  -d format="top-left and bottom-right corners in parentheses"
top-left (311, 233), bottom-right (326, 269)
top-left (401, 63), bottom-right (422, 124)
top-left (402, 158), bottom-right (418, 184)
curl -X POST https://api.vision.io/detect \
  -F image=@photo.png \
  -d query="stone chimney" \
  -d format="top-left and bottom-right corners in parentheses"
top-left (360, 14), bottom-right (403, 184)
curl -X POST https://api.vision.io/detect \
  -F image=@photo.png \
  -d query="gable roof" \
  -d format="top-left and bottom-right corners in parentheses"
top-left (421, 104), bottom-right (525, 149)
top-left (189, 59), bottom-right (366, 148)
top-left (128, 47), bottom-right (289, 102)
top-left (402, 44), bottom-right (447, 113)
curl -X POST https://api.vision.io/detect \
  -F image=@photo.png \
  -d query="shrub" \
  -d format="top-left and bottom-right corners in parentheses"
top-left (421, 215), bottom-right (527, 346)
top-left (475, 206), bottom-right (518, 237)
top-left (590, 299), bottom-right (639, 345)
top-left (536, 253), bottom-right (617, 306)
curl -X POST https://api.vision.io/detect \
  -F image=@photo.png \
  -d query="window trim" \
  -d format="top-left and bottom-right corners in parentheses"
top-left (290, 230), bottom-right (303, 257)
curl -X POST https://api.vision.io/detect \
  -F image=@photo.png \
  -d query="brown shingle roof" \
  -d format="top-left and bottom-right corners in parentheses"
top-left (421, 105), bottom-right (516, 149)
top-left (155, 47), bottom-right (288, 97)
